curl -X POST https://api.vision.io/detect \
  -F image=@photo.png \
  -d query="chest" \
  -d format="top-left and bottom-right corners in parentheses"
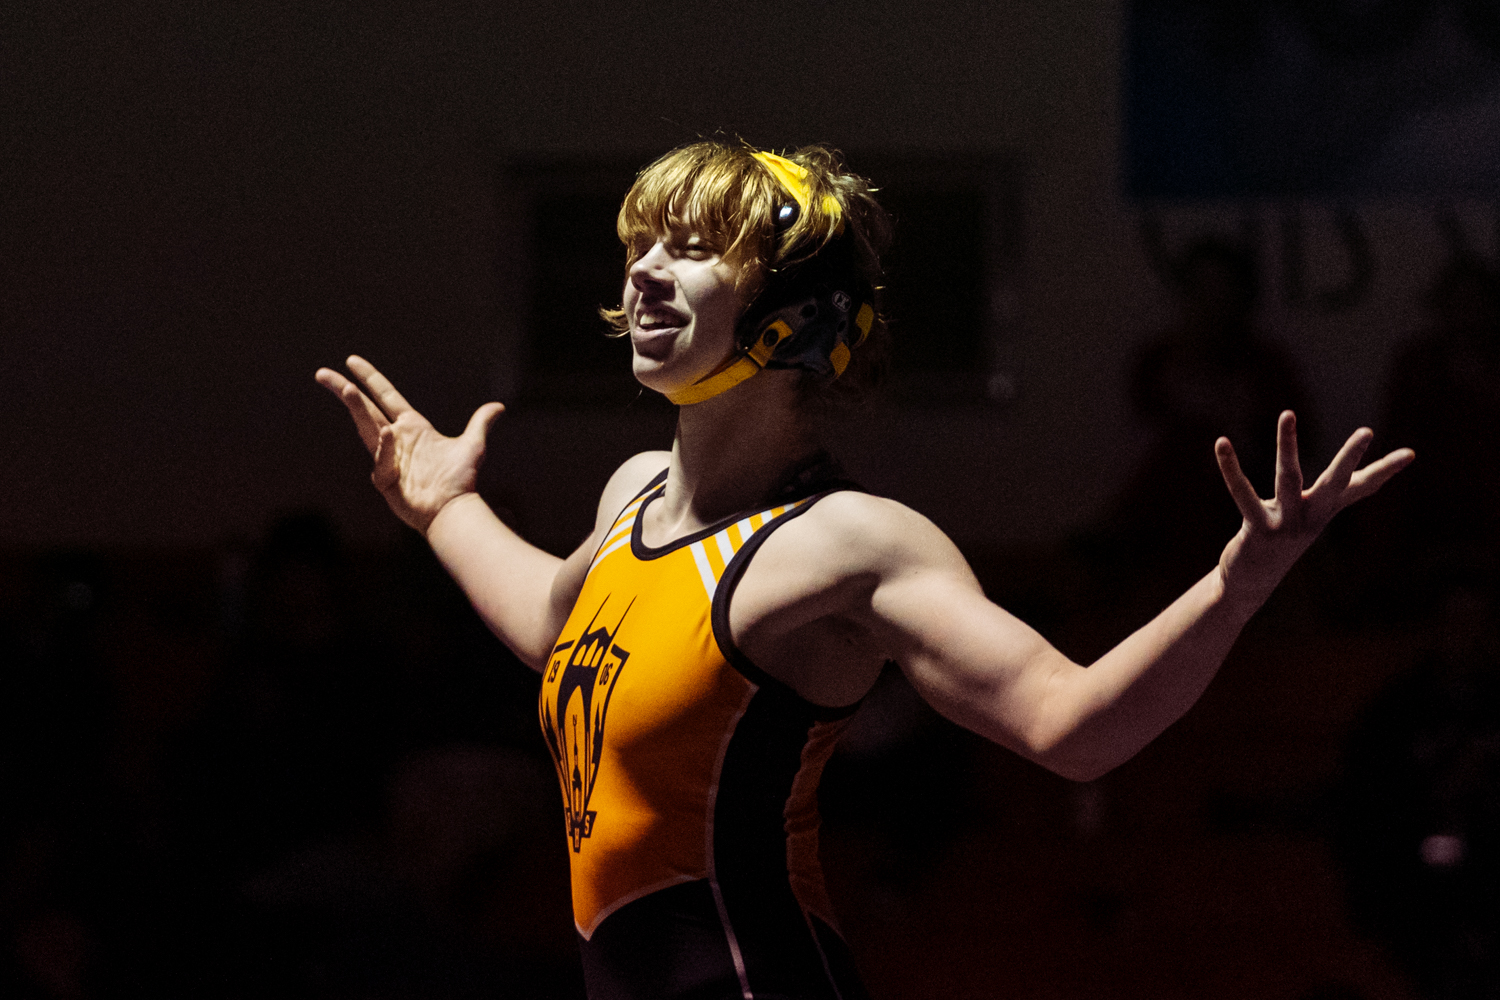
top-left (541, 576), bottom-right (752, 788)
top-left (562, 486), bottom-right (883, 711)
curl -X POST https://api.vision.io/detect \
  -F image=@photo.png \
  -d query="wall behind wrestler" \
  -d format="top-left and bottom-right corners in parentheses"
top-left (2, 0), bottom-right (1474, 554)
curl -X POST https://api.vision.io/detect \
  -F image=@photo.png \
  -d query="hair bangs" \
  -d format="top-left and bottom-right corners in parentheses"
top-left (616, 145), bottom-right (779, 273)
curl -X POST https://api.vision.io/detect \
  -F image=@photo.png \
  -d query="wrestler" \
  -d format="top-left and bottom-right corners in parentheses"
top-left (315, 141), bottom-right (1412, 1000)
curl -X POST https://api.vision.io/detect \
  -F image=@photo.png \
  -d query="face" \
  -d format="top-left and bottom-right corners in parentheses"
top-left (623, 229), bottom-right (745, 395)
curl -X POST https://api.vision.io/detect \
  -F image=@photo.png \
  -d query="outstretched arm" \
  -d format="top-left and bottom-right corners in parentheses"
top-left (873, 412), bottom-right (1413, 781)
top-left (315, 356), bottom-right (577, 669)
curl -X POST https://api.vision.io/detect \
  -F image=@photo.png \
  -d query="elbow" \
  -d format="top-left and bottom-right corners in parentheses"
top-left (970, 718), bottom-right (1119, 782)
top-left (1046, 755), bottom-right (1116, 783)
top-left (1030, 742), bottom-right (1114, 783)
top-left (1021, 664), bottom-right (1124, 782)
top-left (1025, 727), bottom-right (1120, 783)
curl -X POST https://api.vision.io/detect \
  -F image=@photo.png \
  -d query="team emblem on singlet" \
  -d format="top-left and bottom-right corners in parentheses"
top-left (541, 596), bottom-right (634, 852)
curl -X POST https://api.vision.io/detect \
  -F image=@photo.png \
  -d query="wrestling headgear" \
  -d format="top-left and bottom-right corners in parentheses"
top-left (665, 151), bottom-right (876, 406)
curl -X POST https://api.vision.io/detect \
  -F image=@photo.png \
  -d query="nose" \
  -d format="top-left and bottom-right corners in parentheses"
top-left (628, 240), bottom-right (672, 292)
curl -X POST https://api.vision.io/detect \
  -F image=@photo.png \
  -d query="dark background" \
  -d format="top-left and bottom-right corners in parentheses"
top-left (5, 2), bottom-right (1500, 998)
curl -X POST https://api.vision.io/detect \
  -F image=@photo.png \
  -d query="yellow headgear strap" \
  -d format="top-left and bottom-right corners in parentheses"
top-left (750, 150), bottom-right (843, 230)
top-left (664, 353), bottom-right (761, 405)
top-left (664, 150), bottom-right (842, 406)
top-left (664, 316), bottom-right (798, 405)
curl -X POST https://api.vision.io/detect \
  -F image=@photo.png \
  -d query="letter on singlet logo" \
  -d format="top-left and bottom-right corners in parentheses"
top-left (541, 596), bottom-right (634, 852)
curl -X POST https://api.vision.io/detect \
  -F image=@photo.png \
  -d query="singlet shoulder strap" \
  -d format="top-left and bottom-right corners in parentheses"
top-left (608, 465), bottom-right (668, 528)
top-left (632, 466), bottom-right (670, 501)
top-left (585, 466), bottom-right (669, 572)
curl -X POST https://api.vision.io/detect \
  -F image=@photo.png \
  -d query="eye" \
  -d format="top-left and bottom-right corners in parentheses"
top-left (625, 236), bottom-right (660, 269)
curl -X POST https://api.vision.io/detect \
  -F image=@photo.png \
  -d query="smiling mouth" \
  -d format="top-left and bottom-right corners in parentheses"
top-left (635, 310), bottom-right (688, 332)
top-left (630, 317), bottom-right (685, 361)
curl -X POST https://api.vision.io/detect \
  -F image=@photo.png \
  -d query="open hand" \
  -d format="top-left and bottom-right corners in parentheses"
top-left (315, 356), bottom-right (504, 534)
top-left (1215, 411), bottom-right (1414, 606)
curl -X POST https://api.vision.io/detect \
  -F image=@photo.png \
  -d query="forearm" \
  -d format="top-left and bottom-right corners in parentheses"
top-left (1037, 567), bottom-right (1262, 780)
top-left (425, 491), bottom-right (568, 670)
top-left (893, 416), bottom-right (1410, 782)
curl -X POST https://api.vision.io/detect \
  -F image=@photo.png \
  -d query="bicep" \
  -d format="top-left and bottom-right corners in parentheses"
top-left (543, 532), bottom-right (603, 644)
top-left (867, 530), bottom-right (1078, 761)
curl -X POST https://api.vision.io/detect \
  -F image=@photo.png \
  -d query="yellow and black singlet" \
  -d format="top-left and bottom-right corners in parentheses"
top-left (539, 468), bottom-right (870, 1000)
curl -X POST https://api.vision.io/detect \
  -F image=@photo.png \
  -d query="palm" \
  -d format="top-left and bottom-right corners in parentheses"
top-left (315, 355), bottom-right (504, 533)
top-left (1215, 411), bottom-right (1413, 604)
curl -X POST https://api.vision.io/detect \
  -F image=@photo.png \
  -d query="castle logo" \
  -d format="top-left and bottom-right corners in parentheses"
top-left (541, 595), bottom-right (633, 853)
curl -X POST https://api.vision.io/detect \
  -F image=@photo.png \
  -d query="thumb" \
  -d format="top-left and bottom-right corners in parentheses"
top-left (372, 425), bottom-right (399, 490)
top-left (463, 402), bottom-right (506, 443)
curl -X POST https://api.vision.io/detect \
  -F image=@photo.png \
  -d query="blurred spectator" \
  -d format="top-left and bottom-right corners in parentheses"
top-left (1335, 572), bottom-right (1500, 999)
top-left (170, 512), bottom-right (395, 879)
top-left (152, 513), bottom-right (582, 997)
top-left (1368, 258), bottom-right (1500, 606)
top-left (1, 554), bottom-right (113, 1000)
top-left (1084, 237), bottom-right (1311, 600)
top-left (819, 667), bottom-right (976, 891)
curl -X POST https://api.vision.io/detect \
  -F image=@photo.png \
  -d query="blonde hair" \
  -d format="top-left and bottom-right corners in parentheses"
top-left (600, 141), bottom-right (892, 406)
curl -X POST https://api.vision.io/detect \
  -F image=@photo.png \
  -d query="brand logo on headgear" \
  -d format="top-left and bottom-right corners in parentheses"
top-left (832, 291), bottom-right (851, 312)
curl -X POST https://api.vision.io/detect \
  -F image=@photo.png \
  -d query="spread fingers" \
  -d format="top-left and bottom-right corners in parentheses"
top-left (1344, 447), bottom-right (1416, 504)
top-left (346, 355), bottom-right (415, 420)
top-left (1216, 437), bottom-right (1270, 528)
top-left (317, 366), bottom-right (388, 454)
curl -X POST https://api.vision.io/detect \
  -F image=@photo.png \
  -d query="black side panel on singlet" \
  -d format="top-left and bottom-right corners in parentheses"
top-left (712, 684), bottom-right (871, 1000)
top-left (707, 489), bottom-right (871, 1000)
top-left (580, 881), bottom-right (740, 1000)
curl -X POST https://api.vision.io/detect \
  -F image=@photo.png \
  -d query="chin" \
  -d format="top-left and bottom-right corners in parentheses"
top-left (634, 342), bottom-right (737, 401)
top-left (630, 354), bottom-right (676, 396)
top-left (631, 351), bottom-right (659, 378)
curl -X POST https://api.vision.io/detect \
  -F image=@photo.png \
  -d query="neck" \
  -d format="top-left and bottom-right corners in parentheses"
top-left (656, 370), bottom-right (823, 533)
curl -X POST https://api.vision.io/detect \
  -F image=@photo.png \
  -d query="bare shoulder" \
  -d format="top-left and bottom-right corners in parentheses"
top-left (740, 489), bottom-right (977, 610)
top-left (592, 450), bottom-right (671, 532)
top-left (730, 489), bottom-right (982, 705)
top-left (551, 451), bottom-right (671, 611)
top-left (787, 489), bottom-right (971, 577)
